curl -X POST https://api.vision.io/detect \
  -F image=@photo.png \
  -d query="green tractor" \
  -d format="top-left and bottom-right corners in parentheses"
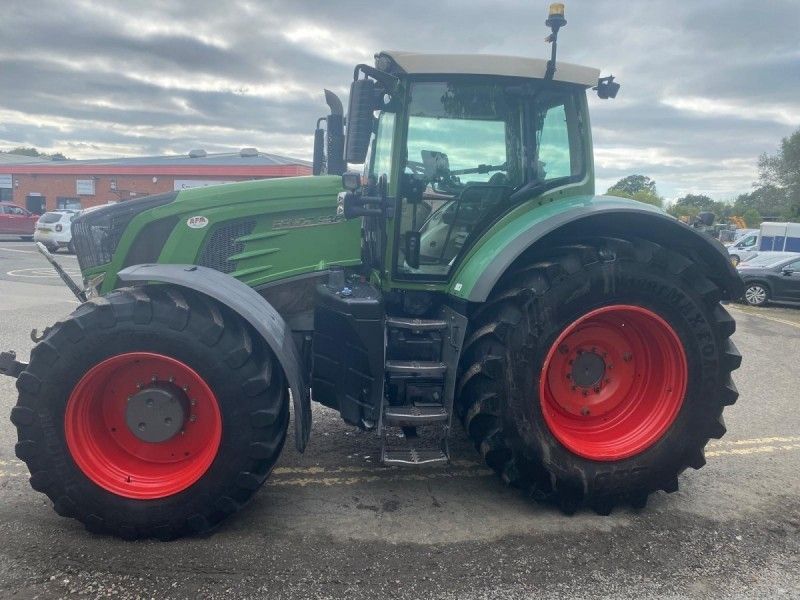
top-left (3, 4), bottom-right (742, 539)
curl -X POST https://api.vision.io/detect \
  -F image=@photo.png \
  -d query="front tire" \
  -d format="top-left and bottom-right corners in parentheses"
top-left (11, 286), bottom-right (289, 539)
top-left (457, 237), bottom-right (741, 514)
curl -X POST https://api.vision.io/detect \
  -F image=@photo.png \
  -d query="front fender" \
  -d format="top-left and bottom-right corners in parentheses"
top-left (450, 195), bottom-right (743, 302)
top-left (118, 264), bottom-right (311, 452)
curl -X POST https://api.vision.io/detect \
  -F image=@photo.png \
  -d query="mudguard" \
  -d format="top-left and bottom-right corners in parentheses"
top-left (117, 264), bottom-right (311, 452)
top-left (449, 195), bottom-right (743, 302)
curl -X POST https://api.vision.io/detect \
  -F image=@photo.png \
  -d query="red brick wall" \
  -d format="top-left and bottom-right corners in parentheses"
top-left (7, 174), bottom-right (263, 212)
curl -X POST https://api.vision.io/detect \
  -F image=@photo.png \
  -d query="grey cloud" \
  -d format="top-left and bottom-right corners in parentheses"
top-left (0, 0), bottom-right (798, 200)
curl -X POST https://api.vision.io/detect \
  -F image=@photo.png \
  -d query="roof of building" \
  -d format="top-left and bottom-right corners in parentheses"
top-left (1, 150), bottom-right (312, 177)
top-left (0, 153), bottom-right (50, 165)
top-left (378, 51), bottom-right (601, 87)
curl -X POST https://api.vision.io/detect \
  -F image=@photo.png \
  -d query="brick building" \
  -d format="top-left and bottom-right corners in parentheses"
top-left (0, 149), bottom-right (311, 214)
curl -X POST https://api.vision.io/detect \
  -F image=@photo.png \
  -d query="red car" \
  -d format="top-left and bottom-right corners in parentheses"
top-left (0, 202), bottom-right (38, 239)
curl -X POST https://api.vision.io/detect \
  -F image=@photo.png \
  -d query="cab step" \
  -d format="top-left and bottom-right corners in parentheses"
top-left (382, 447), bottom-right (449, 466)
top-left (385, 316), bottom-right (448, 332)
top-left (384, 405), bottom-right (449, 426)
top-left (385, 360), bottom-right (447, 376)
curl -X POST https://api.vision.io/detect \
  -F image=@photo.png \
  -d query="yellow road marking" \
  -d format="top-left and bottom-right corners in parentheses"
top-left (1, 436), bottom-right (799, 487)
top-left (705, 443), bottom-right (800, 458)
top-left (728, 305), bottom-right (800, 330)
top-left (708, 435), bottom-right (800, 447)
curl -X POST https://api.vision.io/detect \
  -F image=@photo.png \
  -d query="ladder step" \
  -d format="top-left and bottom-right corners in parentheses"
top-left (382, 448), bottom-right (448, 466)
top-left (384, 405), bottom-right (448, 426)
top-left (386, 316), bottom-right (448, 331)
top-left (385, 360), bottom-right (446, 376)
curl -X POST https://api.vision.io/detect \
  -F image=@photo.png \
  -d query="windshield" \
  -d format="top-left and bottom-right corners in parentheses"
top-left (39, 212), bottom-right (63, 223)
top-left (394, 79), bottom-right (586, 278)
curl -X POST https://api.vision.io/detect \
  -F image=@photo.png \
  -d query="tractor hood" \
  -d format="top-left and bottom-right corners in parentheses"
top-left (73, 175), bottom-right (363, 294)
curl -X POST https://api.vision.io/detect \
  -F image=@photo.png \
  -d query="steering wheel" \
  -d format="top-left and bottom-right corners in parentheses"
top-left (488, 172), bottom-right (508, 185)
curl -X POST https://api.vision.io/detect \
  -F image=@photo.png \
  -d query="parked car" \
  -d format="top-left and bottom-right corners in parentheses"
top-left (33, 210), bottom-right (78, 253)
top-left (737, 252), bottom-right (800, 306)
top-left (0, 202), bottom-right (38, 239)
top-left (727, 230), bottom-right (760, 266)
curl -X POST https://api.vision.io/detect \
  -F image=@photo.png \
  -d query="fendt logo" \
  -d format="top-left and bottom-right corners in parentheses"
top-left (186, 216), bottom-right (209, 229)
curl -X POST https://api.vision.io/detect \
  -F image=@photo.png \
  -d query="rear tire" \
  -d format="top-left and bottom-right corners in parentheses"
top-left (457, 237), bottom-right (741, 514)
top-left (11, 286), bottom-right (289, 539)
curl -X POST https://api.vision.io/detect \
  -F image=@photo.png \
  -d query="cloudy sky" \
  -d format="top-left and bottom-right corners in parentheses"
top-left (0, 0), bottom-right (797, 202)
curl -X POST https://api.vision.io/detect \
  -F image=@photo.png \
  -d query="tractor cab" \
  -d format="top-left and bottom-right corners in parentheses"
top-left (315, 50), bottom-right (612, 284)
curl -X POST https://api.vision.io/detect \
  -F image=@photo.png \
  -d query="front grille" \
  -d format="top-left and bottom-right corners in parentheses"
top-left (197, 219), bottom-right (257, 274)
top-left (71, 192), bottom-right (177, 271)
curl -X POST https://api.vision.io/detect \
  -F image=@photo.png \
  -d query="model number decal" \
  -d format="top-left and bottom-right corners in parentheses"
top-left (272, 214), bottom-right (344, 230)
top-left (186, 216), bottom-right (209, 229)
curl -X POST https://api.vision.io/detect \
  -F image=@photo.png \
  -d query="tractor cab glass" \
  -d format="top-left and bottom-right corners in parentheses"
top-left (388, 79), bottom-right (586, 279)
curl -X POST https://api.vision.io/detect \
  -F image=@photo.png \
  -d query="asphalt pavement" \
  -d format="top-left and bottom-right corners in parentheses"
top-left (0, 240), bottom-right (798, 599)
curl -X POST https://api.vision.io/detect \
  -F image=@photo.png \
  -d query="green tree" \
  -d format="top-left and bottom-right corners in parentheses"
top-left (742, 208), bottom-right (762, 228)
top-left (1, 146), bottom-right (68, 161)
top-left (607, 186), bottom-right (663, 209)
top-left (733, 185), bottom-right (789, 220)
top-left (607, 175), bottom-right (657, 196)
top-left (756, 127), bottom-right (800, 221)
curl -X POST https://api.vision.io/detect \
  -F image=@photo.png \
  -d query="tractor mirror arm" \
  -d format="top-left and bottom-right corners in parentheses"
top-left (353, 64), bottom-right (399, 94)
top-left (594, 75), bottom-right (621, 99)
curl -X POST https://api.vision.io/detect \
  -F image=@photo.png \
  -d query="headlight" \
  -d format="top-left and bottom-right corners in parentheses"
top-left (71, 191), bottom-right (177, 270)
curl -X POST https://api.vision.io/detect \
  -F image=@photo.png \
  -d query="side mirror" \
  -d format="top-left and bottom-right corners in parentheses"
top-left (782, 268), bottom-right (795, 276)
top-left (594, 75), bottom-right (620, 99)
top-left (405, 232), bottom-right (421, 269)
top-left (345, 78), bottom-right (377, 164)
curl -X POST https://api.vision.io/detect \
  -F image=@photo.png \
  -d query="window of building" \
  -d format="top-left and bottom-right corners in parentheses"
top-left (0, 188), bottom-right (12, 202)
top-left (57, 197), bottom-right (82, 210)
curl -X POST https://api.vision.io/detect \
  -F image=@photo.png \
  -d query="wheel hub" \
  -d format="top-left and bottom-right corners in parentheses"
top-left (570, 351), bottom-right (606, 388)
top-left (125, 383), bottom-right (187, 443)
top-left (539, 305), bottom-right (688, 461)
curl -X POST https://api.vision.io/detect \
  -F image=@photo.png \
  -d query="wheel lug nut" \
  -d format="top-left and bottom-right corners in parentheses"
top-left (623, 353), bottom-right (632, 362)
top-left (594, 386), bottom-right (601, 394)
top-left (581, 406), bottom-right (590, 416)
top-left (164, 417), bottom-right (172, 425)
top-left (146, 398), bottom-right (154, 407)
top-left (138, 422), bottom-right (146, 431)
top-left (190, 415), bottom-right (197, 422)
top-left (565, 373), bottom-right (571, 380)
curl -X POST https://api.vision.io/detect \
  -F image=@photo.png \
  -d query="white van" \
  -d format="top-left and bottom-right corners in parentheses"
top-left (728, 231), bottom-right (760, 266)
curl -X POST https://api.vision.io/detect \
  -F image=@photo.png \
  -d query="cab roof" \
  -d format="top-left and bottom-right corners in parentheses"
top-left (377, 51), bottom-right (600, 87)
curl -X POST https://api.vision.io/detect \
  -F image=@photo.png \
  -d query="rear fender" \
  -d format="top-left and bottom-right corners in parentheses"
top-left (117, 264), bottom-right (311, 452)
top-left (450, 195), bottom-right (743, 302)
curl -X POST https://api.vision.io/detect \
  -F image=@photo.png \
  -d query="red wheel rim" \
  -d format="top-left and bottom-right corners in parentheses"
top-left (65, 352), bottom-right (222, 499)
top-left (539, 305), bottom-right (687, 461)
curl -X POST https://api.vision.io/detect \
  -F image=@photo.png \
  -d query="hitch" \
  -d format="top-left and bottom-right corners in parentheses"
top-left (0, 351), bottom-right (27, 379)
